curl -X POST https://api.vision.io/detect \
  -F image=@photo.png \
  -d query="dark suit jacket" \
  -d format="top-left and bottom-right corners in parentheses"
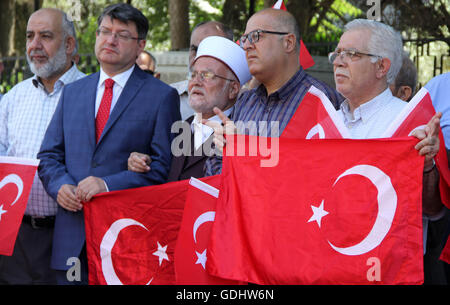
top-left (167, 115), bottom-right (213, 182)
top-left (37, 65), bottom-right (181, 270)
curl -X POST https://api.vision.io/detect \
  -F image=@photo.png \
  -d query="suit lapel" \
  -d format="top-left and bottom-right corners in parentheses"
top-left (83, 73), bottom-right (99, 149)
top-left (97, 66), bottom-right (145, 145)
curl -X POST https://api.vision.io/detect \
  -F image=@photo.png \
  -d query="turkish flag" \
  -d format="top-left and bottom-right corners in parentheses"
top-left (206, 136), bottom-right (424, 284)
top-left (174, 176), bottom-right (243, 284)
top-left (381, 87), bottom-right (450, 208)
top-left (282, 86), bottom-right (350, 139)
top-left (84, 179), bottom-right (189, 285)
top-left (273, 0), bottom-right (315, 70)
top-left (0, 157), bottom-right (39, 256)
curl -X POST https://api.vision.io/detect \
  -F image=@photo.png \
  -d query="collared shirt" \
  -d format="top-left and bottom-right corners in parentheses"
top-left (205, 68), bottom-right (344, 175)
top-left (95, 65), bottom-right (135, 117)
top-left (171, 79), bottom-right (195, 120)
top-left (0, 64), bottom-right (85, 216)
top-left (191, 107), bottom-right (233, 150)
top-left (338, 88), bottom-right (406, 139)
top-left (425, 72), bottom-right (450, 149)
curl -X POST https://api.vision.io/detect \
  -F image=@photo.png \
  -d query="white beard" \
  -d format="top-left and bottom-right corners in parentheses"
top-left (27, 42), bottom-right (68, 79)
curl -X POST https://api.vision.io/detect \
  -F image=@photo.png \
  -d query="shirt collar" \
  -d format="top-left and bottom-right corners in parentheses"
top-left (191, 107), bottom-right (233, 130)
top-left (255, 67), bottom-right (306, 102)
top-left (32, 63), bottom-right (81, 94)
top-left (340, 88), bottom-right (394, 124)
top-left (98, 64), bottom-right (135, 89)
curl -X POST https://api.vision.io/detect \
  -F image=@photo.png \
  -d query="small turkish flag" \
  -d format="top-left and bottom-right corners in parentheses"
top-left (381, 87), bottom-right (450, 208)
top-left (174, 176), bottom-right (244, 284)
top-left (282, 86), bottom-right (350, 139)
top-left (207, 137), bottom-right (424, 284)
top-left (0, 157), bottom-right (39, 256)
top-left (84, 179), bottom-right (189, 285)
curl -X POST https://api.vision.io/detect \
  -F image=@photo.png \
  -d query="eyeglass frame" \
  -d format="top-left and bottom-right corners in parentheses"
top-left (239, 29), bottom-right (290, 47)
top-left (328, 48), bottom-right (382, 64)
top-left (188, 70), bottom-right (236, 83)
top-left (96, 28), bottom-right (143, 42)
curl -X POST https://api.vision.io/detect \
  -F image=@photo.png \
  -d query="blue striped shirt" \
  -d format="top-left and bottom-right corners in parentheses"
top-left (205, 68), bottom-right (344, 175)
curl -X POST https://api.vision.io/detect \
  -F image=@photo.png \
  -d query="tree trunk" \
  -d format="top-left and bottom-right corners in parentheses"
top-left (169, 0), bottom-right (189, 51)
top-left (221, 0), bottom-right (247, 38)
top-left (0, 0), bottom-right (14, 57)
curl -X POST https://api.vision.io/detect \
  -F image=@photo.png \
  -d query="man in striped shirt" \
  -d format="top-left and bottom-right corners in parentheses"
top-left (204, 8), bottom-right (343, 175)
top-left (0, 8), bottom-right (85, 284)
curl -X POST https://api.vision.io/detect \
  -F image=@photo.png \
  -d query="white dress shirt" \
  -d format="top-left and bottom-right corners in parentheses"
top-left (338, 88), bottom-right (407, 139)
top-left (191, 107), bottom-right (233, 150)
top-left (95, 65), bottom-right (135, 117)
top-left (0, 64), bottom-right (85, 216)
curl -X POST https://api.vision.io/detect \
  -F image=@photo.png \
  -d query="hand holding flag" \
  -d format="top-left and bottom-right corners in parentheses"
top-left (411, 112), bottom-right (442, 170)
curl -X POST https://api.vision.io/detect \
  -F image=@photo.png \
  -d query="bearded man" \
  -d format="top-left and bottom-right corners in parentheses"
top-left (0, 8), bottom-right (85, 284)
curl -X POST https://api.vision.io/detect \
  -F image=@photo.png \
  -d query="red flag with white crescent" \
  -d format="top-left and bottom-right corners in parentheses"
top-left (0, 157), bottom-right (39, 256)
top-left (282, 85), bottom-right (350, 139)
top-left (84, 179), bottom-right (189, 285)
top-left (206, 136), bottom-right (424, 284)
top-left (381, 87), bottom-right (450, 208)
top-left (174, 176), bottom-right (244, 284)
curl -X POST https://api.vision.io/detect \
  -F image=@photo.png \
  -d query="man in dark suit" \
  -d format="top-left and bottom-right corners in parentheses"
top-left (37, 3), bottom-right (180, 284)
top-left (128, 36), bottom-right (251, 181)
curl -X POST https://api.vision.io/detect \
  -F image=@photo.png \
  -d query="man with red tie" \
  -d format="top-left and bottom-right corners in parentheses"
top-left (37, 3), bottom-right (180, 284)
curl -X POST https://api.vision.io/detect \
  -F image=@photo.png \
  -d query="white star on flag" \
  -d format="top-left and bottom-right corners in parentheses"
top-left (195, 249), bottom-right (207, 269)
top-left (307, 200), bottom-right (329, 228)
top-left (0, 205), bottom-right (7, 221)
top-left (152, 241), bottom-right (169, 266)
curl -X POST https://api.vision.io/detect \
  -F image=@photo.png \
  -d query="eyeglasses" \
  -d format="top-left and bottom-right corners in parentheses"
top-left (188, 70), bottom-right (236, 83)
top-left (96, 28), bottom-right (141, 42)
top-left (328, 48), bottom-right (382, 64)
top-left (239, 29), bottom-right (289, 47)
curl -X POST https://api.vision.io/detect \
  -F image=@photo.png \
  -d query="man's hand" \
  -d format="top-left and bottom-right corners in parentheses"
top-left (127, 152), bottom-right (151, 173)
top-left (75, 176), bottom-right (107, 203)
top-left (411, 112), bottom-right (442, 171)
top-left (57, 184), bottom-right (82, 212)
top-left (203, 107), bottom-right (237, 154)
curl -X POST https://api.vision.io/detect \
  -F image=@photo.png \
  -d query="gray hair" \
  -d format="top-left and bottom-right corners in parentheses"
top-left (344, 19), bottom-right (403, 84)
top-left (61, 11), bottom-right (78, 56)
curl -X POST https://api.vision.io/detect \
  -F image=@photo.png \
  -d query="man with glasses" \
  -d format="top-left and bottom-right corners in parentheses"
top-left (37, 3), bottom-right (180, 284)
top-left (204, 8), bottom-right (343, 175)
top-left (171, 21), bottom-right (234, 120)
top-left (128, 36), bottom-right (250, 182)
top-left (0, 8), bottom-right (84, 285)
top-left (331, 19), bottom-right (445, 283)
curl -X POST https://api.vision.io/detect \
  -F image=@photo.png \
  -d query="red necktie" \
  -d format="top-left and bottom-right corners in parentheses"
top-left (96, 78), bottom-right (114, 143)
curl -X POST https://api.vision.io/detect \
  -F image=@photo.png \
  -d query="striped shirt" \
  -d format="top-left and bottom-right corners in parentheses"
top-left (0, 64), bottom-right (85, 216)
top-left (204, 68), bottom-right (344, 176)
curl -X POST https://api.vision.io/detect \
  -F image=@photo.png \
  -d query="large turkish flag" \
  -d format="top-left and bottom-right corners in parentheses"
top-left (206, 137), bottom-right (424, 284)
top-left (0, 157), bottom-right (39, 256)
top-left (84, 179), bottom-right (189, 285)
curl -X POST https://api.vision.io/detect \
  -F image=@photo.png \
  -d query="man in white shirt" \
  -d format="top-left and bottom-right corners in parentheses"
top-left (128, 35), bottom-right (251, 181)
top-left (330, 19), bottom-right (446, 283)
top-left (0, 8), bottom-right (85, 284)
top-left (330, 19), bottom-right (442, 214)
